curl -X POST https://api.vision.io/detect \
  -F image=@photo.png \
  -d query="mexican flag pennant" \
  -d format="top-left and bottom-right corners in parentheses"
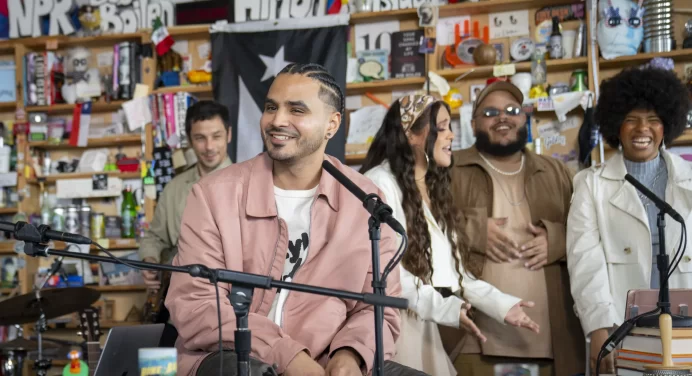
top-left (152, 17), bottom-right (174, 56)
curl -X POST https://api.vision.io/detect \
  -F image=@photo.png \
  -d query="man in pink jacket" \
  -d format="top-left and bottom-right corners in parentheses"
top-left (165, 63), bottom-right (416, 376)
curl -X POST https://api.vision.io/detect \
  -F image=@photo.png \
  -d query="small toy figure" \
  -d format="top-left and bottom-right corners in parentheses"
top-left (62, 350), bottom-right (88, 376)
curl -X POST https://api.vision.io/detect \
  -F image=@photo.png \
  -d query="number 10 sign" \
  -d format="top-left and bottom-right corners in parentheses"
top-left (354, 20), bottom-right (400, 53)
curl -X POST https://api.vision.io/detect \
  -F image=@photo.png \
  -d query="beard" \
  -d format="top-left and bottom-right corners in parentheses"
top-left (262, 126), bottom-right (324, 163)
top-left (475, 124), bottom-right (528, 157)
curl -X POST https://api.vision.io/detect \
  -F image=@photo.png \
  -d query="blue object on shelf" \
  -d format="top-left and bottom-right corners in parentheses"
top-left (159, 71), bottom-right (180, 87)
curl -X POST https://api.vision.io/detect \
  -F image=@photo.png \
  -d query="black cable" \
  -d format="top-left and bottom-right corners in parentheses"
top-left (382, 233), bottom-right (407, 281)
top-left (668, 222), bottom-right (687, 278)
top-left (209, 271), bottom-right (223, 376)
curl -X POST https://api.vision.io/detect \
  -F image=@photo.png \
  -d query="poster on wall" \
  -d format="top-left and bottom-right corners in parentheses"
top-left (211, 15), bottom-right (348, 163)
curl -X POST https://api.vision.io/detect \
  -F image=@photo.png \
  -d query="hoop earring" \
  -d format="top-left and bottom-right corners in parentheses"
top-left (424, 152), bottom-right (430, 169)
top-left (661, 140), bottom-right (666, 150)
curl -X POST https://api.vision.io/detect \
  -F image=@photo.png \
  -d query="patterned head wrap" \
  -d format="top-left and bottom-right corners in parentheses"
top-left (398, 94), bottom-right (435, 132)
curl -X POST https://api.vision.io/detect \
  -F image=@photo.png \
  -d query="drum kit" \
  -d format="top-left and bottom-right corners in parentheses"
top-left (0, 287), bottom-right (101, 376)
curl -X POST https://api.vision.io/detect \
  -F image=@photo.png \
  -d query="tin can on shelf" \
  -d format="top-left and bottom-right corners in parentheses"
top-left (65, 205), bottom-right (79, 234)
top-left (91, 212), bottom-right (105, 239)
top-left (80, 204), bottom-right (91, 238)
top-left (52, 207), bottom-right (65, 231)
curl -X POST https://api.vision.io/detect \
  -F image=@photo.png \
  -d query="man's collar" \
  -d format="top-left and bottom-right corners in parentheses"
top-left (453, 146), bottom-right (547, 175)
top-left (189, 157), bottom-right (233, 183)
top-left (245, 153), bottom-right (340, 218)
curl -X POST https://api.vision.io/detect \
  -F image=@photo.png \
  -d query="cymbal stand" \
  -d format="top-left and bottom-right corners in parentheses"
top-left (32, 256), bottom-right (64, 376)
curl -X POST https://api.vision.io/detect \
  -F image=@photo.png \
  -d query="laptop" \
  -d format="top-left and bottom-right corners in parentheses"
top-left (94, 324), bottom-right (166, 376)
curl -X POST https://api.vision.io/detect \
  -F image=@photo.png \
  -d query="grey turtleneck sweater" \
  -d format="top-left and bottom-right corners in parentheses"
top-left (623, 153), bottom-right (668, 289)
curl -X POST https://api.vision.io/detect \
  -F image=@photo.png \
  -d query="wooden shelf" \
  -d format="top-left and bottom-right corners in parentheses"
top-left (0, 207), bottom-right (17, 215)
top-left (19, 32), bottom-right (142, 49)
top-left (345, 154), bottom-right (366, 165)
top-left (154, 84), bottom-right (212, 94)
top-left (0, 101), bottom-right (15, 111)
top-left (93, 285), bottom-right (146, 292)
top-left (350, 0), bottom-right (579, 23)
top-left (435, 57), bottom-right (589, 80)
top-left (0, 287), bottom-right (17, 294)
top-left (52, 238), bottom-right (138, 251)
top-left (26, 100), bottom-right (126, 114)
top-left (167, 24), bottom-right (210, 38)
top-left (29, 134), bottom-right (142, 149)
top-left (0, 241), bottom-right (16, 254)
top-left (28, 171), bottom-right (140, 184)
top-left (346, 77), bottom-right (426, 94)
top-left (599, 49), bottom-right (692, 69)
top-left (50, 320), bottom-right (139, 330)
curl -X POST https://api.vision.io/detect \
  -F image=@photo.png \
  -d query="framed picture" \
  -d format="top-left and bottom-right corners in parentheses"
top-left (470, 84), bottom-right (487, 102)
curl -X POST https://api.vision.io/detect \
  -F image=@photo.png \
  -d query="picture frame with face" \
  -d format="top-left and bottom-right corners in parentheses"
top-left (470, 84), bottom-right (487, 102)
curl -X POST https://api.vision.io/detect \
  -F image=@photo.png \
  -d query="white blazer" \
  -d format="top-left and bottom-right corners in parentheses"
top-left (567, 150), bottom-right (692, 336)
top-left (364, 162), bottom-right (521, 328)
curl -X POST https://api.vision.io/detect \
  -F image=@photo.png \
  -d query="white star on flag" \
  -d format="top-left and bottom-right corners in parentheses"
top-left (259, 46), bottom-right (293, 82)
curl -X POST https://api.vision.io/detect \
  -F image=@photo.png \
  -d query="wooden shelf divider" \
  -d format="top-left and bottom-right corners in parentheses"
top-left (29, 134), bottom-right (142, 149)
top-left (153, 84), bottom-right (212, 94)
top-left (26, 100), bottom-right (126, 114)
top-left (27, 171), bottom-right (140, 184)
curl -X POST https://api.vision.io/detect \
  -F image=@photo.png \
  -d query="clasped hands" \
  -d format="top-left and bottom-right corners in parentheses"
top-left (486, 218), bottom-right (548, 270)
top-left (285, 348), bottom-right (363, 376)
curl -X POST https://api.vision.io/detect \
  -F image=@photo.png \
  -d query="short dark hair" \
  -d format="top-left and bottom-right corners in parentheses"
top-left (278, 63), bottom-right (344, 123)
top-left (595, 66), bottom-right (691, 149)
top-left (184, 100), bottom-right (230, 138)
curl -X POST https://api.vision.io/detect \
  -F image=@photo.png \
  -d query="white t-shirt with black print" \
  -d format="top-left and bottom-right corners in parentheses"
top-left (267, 185), bottom-right (318, 327)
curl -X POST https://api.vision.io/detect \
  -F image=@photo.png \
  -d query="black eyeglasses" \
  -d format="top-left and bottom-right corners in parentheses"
top-left (475, 106), bottom-right (523, 118)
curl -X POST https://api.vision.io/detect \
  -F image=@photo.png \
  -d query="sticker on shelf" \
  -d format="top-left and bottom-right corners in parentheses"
top-left (537, 97), bottom-right (554, 111)
top-left (493, 64), bottom-right (516, 77)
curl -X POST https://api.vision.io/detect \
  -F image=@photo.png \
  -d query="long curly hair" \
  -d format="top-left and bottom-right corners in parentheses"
top-left (360, 100), bottom-right (466, 293)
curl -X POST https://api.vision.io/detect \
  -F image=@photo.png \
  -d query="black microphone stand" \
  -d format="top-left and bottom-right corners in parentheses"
top-left (636, 211), bottom-right (692, 328)
top-left (16, 229), bottom-right (408, 376)
top-left (366, 194), bottom-right (387, 376)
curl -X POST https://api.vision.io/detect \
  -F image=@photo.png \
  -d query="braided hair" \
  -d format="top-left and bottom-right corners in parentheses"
top-left (279, 63), bottom-right (345, 124)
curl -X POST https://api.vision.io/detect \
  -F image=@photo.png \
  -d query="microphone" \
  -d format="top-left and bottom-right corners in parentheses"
top-left (0, 221), bottom-right (92, 245)
top-left (322, 161), bottom-right (406, 235)
top-left (624, 174), bottom-right (685, 223)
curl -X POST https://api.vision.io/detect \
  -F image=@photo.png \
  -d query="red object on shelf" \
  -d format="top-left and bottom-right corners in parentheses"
top-left (116, 158), bottom-right (139, 173)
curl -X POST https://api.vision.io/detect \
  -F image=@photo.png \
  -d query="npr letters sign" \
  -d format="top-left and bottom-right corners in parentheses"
top-left (9, 0), bottom-right (175, 38)
top-left (233, 0), bottom-right (441, 22)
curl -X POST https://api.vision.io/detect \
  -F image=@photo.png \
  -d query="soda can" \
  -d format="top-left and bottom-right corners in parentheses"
top-left (52, 207), bottom-right (65, 232)
top-left (65, 205), bottom-right (79, 234)
top-left (80, 204), bottom-right (91, 238)
top-left (91, 212), bottom-right (105, 239)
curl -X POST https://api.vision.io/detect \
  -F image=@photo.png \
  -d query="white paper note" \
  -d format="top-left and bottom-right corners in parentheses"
top-left (489, 10), bottom-right (530, 39)
top-left (345, 95), bottom-right (362, 110)
top-left (122, 96), bottom-right (152, 131)
top-left (354, 21), bottom-right (400, 53)
top-left (197, 42), bottom-right (211, 59)
top-left (97, 51), bottom-right (114, 68)
top-left (436, 16), bottom-right (470, 46)
top-left (172, 40), bottom-right (189, 56)
top-left (347, 105), bottom-right (388, 145)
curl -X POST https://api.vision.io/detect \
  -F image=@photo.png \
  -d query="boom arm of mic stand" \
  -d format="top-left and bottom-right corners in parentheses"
top-left (23, 242), bottom-right (409, 375)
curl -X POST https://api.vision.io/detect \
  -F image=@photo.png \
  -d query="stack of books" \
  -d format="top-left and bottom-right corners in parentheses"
top-left (616, 326), bottom-right (692, 375)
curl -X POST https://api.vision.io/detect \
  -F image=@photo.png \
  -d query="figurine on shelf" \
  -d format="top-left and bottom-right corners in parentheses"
top-left (62, 350), bottom-right (88, 376)
top-left (76, 1), bottom-right (101, 38)
top-left (597, 0), bottom-right (644, 59)
top-left (62, 48), bottom-right (102, 104)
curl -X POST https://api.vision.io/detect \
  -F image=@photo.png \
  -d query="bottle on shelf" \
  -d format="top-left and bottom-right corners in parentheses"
top-left (40, 189), bottom-right (52, 226)
top-left (549, 16), bottom-right (563, 60)
top-left (121, 185), bottom-right (137, 239)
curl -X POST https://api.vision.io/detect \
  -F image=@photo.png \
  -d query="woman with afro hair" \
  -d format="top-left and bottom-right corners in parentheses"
top-left (566, 66), bottom-right (692, 374)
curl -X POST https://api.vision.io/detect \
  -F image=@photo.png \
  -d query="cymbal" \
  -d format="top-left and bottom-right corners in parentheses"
top-left (0, 287), bottom-right (101, 326)
top-left (0, 338), bottom-right (59, 352)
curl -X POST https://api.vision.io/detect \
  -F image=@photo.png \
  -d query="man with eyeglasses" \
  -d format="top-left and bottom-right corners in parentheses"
top-left (447, 81), bottom-right (584, 375)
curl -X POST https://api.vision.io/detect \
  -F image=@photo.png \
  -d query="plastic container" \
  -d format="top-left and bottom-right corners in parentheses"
top-left (0, 145), bottom-right (11, 173)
